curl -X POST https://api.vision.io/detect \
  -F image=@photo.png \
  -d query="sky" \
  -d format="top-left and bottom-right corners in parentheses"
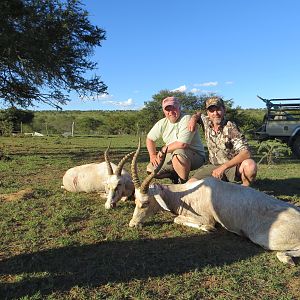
top-left (39, 0), bottom-right (300, 111)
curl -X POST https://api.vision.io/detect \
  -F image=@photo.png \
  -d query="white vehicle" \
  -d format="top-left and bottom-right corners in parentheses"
top-left (255, 95), bottom-right (300, 157)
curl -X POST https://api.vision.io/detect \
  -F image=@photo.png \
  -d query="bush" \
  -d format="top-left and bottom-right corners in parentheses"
top-left (257, 139), bottom-right (292, 165)
top-left (0, 120), bottom-right (13, 136)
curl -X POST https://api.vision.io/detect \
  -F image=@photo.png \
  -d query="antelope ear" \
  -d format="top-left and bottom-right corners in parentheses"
top-left (153, 194), bottom-right (170, 211)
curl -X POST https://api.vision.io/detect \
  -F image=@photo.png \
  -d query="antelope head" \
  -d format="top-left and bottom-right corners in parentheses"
top-left (129, 140), bottom-right (167, 227)
top-left (104, 144), bottom-right (135, 209)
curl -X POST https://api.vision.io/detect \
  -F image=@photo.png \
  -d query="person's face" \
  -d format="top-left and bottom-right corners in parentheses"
top-left (206, 105), bottom-right (225, 126)
top-left (163, 105), bottom-right (180, 123)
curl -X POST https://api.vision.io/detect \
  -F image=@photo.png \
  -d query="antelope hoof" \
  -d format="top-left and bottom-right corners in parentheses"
top-left (104, 202), bottom-right (116, 209)
top-left (129, 220), bottom-right (143, 228)
top-left (276, 252), bottom-right (296, 266)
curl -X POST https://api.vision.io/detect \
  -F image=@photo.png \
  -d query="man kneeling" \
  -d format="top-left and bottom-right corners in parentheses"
top-left (146, 96), bottom-right (205, 184)
top-left (188, 96), bottom-right (257, 186)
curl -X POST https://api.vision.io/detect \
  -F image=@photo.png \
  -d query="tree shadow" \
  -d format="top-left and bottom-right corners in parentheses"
top-left (70, 147), bottom-right (149, 164)
top-left (253, 178), bottom-right (300, 198)
top-left (0, 232), bottom-right (262, 299)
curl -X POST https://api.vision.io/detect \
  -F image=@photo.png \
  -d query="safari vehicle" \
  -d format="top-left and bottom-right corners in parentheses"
top-left (254, 95), bottom-right (300, 158)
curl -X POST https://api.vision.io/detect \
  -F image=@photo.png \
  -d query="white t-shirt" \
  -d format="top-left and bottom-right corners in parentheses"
top-left (147, 114), bottom-right (205, 157)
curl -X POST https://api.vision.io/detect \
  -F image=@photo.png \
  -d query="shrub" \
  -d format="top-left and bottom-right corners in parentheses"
top-left (257, 139), bottom-right (292, 165)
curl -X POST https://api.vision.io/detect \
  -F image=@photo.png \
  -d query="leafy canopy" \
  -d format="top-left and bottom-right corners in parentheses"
top-left (141, 90), bottom-right (234, 127)
top-left (141, 90), bottom-right (208, 125)
top-left (0, 0), bottom-right (107, 109)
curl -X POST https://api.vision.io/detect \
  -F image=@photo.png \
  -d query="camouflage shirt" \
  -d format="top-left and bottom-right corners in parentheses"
top-left (200, 114), bottom-right (250, 165)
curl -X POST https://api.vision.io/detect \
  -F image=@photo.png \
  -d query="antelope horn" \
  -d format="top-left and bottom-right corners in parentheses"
top-left (104, 142), bottom-right (113, 175)
top-left (115, 150), bottom-right (136, 176)
top-left (131, 137), bottom-right (141, 189)
top-left (140, 147), bottom-right (168, 194)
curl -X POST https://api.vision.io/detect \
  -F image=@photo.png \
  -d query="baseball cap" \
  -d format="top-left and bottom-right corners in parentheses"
top-left (205, 97), bottom-right (225, 109)
top-left (162, 96), bottom-right (180, 110)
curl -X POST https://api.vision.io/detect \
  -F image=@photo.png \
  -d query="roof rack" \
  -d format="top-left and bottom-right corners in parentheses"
top-left (257, 95), bottom-right (300, 110)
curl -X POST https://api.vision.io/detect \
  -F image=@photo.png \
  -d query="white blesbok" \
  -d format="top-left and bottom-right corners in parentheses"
top-left (61, 146), bottom-right (135, 209)
top-left (129, 144), bottom-right (300, 265)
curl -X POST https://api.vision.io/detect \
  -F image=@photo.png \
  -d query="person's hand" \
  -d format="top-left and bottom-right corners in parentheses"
top-left (212, 165), bottom-right (226, 179)
top-left (157, 150), bottom-right (164, 159)
top-left (150, 153), bottom-right (161, 167)
top-left (188, 116), bottom-right (197, 132)
top-left (160, 145), bottom-right (168, 155)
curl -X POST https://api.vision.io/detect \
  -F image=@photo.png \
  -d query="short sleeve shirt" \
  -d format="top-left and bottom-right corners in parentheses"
top-left (201, 114), bottom-right (250, 165)
top-left (147, 114), bottom-right (205, 157)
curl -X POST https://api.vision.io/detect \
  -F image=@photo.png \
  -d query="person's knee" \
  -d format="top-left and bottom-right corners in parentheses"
top-left (172, 154), bottom-right (190, 168)
top-left (241, 159), bottom-right (257, 175)
top-left (171, 154), bottom-right (191, 181)
top-left (248, 161), bottom-right (257, 177)
top-left (240, 159), bottom-right (257, 185)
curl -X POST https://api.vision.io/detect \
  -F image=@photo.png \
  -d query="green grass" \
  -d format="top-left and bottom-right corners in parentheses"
top-left (0, 135), bottom-right (299, 299)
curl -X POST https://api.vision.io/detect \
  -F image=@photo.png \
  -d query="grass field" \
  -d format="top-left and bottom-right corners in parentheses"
top-left (0, 135), bottom-right (300, 300)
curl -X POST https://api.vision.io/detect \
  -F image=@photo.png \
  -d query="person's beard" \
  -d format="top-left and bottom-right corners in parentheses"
top-left (212, 117), bottom-right (222, 126)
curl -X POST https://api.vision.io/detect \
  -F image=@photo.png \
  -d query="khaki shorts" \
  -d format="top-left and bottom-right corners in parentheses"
top-left (148, 148), bottom-right (205, 173)
top-left (192, 164), bottom-right (241, 183)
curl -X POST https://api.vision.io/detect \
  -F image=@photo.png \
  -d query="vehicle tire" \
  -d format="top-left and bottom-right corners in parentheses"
top-left (292, 135), bottom-right (300, 158)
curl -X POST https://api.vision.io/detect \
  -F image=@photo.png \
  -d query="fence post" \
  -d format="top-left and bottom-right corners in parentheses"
top-left (71, 121), bottom-right (75, 137)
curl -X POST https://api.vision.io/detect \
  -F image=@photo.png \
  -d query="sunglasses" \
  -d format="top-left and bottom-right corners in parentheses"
top-left (207, 106), bottom-right (223, 113)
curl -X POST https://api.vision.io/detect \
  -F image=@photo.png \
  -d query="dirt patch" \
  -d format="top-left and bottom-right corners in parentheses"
top-left (0, 188), bottom-right (34, 201)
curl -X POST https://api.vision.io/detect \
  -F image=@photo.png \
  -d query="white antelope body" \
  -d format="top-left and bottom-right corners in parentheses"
top-left (129, 144), bottom-right (300, 265)
top-left (61, 147), bottom-right (135, 209)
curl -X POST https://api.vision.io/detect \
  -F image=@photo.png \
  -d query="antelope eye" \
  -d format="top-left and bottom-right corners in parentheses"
top-left (141, 201), bottom-right (149, 208)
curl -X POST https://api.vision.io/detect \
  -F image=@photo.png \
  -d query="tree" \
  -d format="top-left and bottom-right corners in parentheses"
top-left (0, 120), bottom-right (13, 136)
top-left (77, 117), bottom-right (103, 134)
top-left (0, 107), bottom-right (34, 133)
top-left (141, 90), bottom-right (207, 128)
top-left (141, 90), bottom-right (263, 135)
top-left (0, 0), bottom-right (107, 109)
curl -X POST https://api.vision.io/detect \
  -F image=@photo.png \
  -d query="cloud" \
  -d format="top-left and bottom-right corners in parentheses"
top-left (202, 90), bottom-right (218, 94)
top-left (98, 94), bottom-right (112, 99)
top-left (103, 98), bottom-right (134, 107)
top-left (191, 88), bottom-right (218, 95)
top-left (171, 85), bottom-right (187, 92)
top-left (191, 88), bottom-right (201, 93)
top-left (194, 81), bottom-right (218, 87)
top-left (120, 98), bottom-right (134, 106)
top-left (225, 81), bottom-right (234, 85)
top-left (79, 93), bottom-right (113, 101)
